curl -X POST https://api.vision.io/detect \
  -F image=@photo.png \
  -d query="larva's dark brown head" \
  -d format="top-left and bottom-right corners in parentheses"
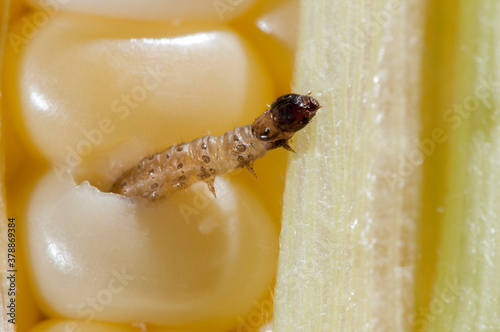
top-left (270, 93), bottom-right (320, 132)
top-left (252, 93), bottom-right (321, 150)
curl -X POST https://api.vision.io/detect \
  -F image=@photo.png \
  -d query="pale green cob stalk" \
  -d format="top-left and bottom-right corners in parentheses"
top-left (274, 0), bottom-right (426, 330)
top-left (426, 1), bottom-right (500, 330)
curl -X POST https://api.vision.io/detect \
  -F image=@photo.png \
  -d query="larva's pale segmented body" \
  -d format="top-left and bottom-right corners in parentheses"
top-left (111, 93), bottom-right (320, 201)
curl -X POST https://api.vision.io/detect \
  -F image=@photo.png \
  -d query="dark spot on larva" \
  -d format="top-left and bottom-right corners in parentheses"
top-left (202, 155), bottom-right (210, 163)
top-left (150, 192), bottom-right (157, 201)
top-left (178, 175), bottom-right (187, 181)
top-left (148, 155), bottom-right (154, 160)
top-left (233, 135), bottom-right (239, 142)
top-left (149, 169), bottom-right (154, 175)
top-left (209, 168), bottom-right (216, 174)
top-left (121, 182), bottom-right (127, 188)
top-left (176, 146), bottom-right (183, 152)
top-left (151, 183), bottom-right (159, 189)
top-left (236, 144), bottom-right (246, 152)
top-left (237, 156), bottom-right (245, 163)
top-left (137, 165), bottom-right (141, 169)
top-left (181, 170), bottom-right (185, 175)
top-left (166, 153), bottom-right (170, 159)
top-left (198, 165), bottom-right (210, 179)
top-left (178, 163), bottom-right (183, 169)
top-left (248, 154), bottom-right (254, 160)
top-left (199, 173), bottom-right (211, 180)
top-left (264, 128), bottom-right (271, 135)
top-left (201, 143), bottom-right (207, 150)
top-left (251, 143), bottom-right (255, 147)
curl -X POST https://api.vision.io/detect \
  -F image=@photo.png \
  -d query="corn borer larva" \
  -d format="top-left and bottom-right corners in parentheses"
top-left (111, 93), bottom-right (320, 201)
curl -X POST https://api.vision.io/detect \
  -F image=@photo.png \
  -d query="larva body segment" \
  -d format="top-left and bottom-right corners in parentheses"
top-left (111, 93), bottom-right (320, 201)
top-left (111, 125), bottom-right (267, 200)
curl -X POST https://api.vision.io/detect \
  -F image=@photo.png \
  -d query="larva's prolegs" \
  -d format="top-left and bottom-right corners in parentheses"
top-left (245, 163), bottom-right (257, 178)
top-left (281, 141), bottom-right (295, 153)
top-left (111, 93), bottom-right (320, 201)
top-left (204, 178), bottom-right (216, 198)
